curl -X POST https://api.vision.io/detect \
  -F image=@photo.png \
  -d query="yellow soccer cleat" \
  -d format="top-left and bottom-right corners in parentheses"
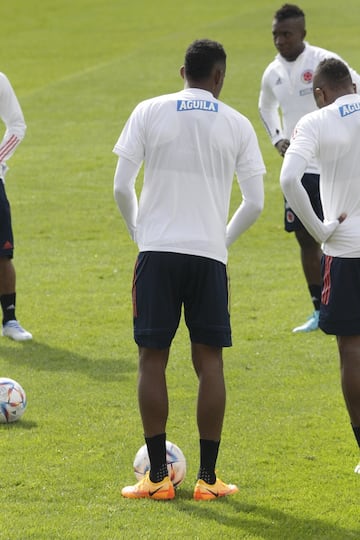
top-left (193, 477), bottom-right (238, 501)
top-left (121, 472), bottom-right (175, 500)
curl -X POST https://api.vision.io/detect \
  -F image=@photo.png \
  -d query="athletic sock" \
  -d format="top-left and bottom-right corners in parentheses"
top-left (0, 293), bottom-right (16, 325)
top-left (197, 439), bottom-right (220, 485)
top-left (351, 425), bottom-right (360, 448)
top-left (308, 284), bottom-right (321, 312)
top-left (145, 433), bottom-right (168, 483)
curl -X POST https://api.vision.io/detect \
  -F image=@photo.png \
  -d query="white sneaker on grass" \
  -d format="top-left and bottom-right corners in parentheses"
top-left (2, 320), bottom-right (32, 341)
top-left (354, 463), bottom-right (360, 474)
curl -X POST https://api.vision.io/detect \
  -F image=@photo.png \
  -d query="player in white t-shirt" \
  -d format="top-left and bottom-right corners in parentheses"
top-left (259, 4), bottom-right (360, 333)
top-left (280, 58), bottom-right (360, 474)
top-left (0, 72), bottom-right (32, 341)
top-left (113, 39), bottom-right (265, 500)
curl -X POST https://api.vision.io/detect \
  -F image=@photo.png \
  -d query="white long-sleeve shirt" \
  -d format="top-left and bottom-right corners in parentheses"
top-left (0, 72), bottom-right (26, 166)
top-left (259, 42), bottom-right (360, 173)
top-left (113, 87), bottom-right (265, 265)
top-left (280, 94), bottom-right (360, 257)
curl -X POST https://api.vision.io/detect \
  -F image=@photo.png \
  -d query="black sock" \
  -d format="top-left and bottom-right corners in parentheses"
top-left (308, 284), bottom-right (321, 311)
top-left (352, 425), bottom-right (360, 448)
top-left (0, 293), bottom-right (16, 325)
top-left (145, 433), bottom-right (168, 483)
top-left (197, 439), bottom-right (220, 485)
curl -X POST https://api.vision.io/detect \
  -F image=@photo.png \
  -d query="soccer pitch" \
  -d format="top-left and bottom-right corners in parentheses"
top-left (0, 0), bottom-right (359, 538)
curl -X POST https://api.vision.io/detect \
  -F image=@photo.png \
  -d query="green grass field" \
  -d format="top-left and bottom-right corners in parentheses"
top-left (1, 1), bottom-right (360, 538)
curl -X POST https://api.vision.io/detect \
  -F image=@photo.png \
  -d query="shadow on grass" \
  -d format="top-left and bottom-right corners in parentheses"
top-left (0, 419), bottom-right (37, 430)
top-left (0, 339), bottom-right (136, 381)
top-left (173, 492), bottom-right (359, 539)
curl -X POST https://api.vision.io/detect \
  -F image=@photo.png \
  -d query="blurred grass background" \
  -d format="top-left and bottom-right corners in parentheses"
top-left (0, 1), bottom-right (359, 538)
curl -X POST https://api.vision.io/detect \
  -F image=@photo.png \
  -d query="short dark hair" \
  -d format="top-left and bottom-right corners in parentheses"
top-left (184, 39), bottom-right (226, 81)
top-left (315, 58), bottom-right (352, 90)
top-left (274, 4), bottom-right (305, 21)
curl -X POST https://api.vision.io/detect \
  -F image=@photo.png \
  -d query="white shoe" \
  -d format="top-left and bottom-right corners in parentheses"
top-left (292, 310), bottom-right (320, 333)
top-left (2, 320), bottom-right (32, 341)
top-left (354, 463), bottom-right (360, 474)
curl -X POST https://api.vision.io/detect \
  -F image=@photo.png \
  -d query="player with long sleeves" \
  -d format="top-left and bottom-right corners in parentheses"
top-left (0, 72), bottom-right (31, 341)
top-left (280, 58), bottom-right (360, 474)
top-left (114, 39), bottom-right (265, 500)
top-left (259, 3), bottom-right (360, 333)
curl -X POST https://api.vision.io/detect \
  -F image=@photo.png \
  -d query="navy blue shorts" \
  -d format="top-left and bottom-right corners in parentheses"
top-left (132, 251), bottom-right (232, 349)
top-left (284, 173), bottom-right (323, 232)
top-left (0, 180), bottom-right (14, 258)
top-left (320, 255), bottom-right (360, 336)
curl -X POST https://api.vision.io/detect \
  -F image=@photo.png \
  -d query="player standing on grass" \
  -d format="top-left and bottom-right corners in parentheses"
top-left (280, 58), bottom-right (360, 474)
top-left (0, 72), bottom-right (32, 341)
top-left (259, 4), bottom-right (360, 333)
top-left (113, 39), bottom-right (265, 500)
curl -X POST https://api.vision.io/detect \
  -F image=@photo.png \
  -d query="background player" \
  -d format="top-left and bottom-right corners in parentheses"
top-left (0, 72), bottom-right (32, 341)
top-left (280, 58), bottom-right (360, 473)
top-left (259, 3), bottom-right (360, 333)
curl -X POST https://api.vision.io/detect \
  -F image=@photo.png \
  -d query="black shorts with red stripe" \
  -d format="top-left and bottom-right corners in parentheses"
top-left (0, 180), bottom-right (14, 258)
top-left (320, 255), bottom-right (360, 335)
top-left (132, 251), bottom-right (232, 349)
top-left (284, 173), bottom-right (323, 232)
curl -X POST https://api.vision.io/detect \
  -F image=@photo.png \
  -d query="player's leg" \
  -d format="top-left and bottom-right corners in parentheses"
top-left (337, 335), bottom-right (360, 474)
top-left (294, 225), bottom-right (322, 324)
top-left (122, 252), bottom-right (182, 499)
top-left (192, 343), bottom-right (225, 441)
top-left (191, 342), bottom-right (225, 477)
top-left (138, 346), bottom-right (170, 438)
top-left (0, 255), bottom-right (15, 295)
top-left (0, 182), bottom-right (16, 321)
top-left (137, 346), bottom-right (170, 486)
top-left (337, 335), bottom-right (360, 427)
top-left (295, 226), bottom-right (322, 290)
top-left (286, 225), bottom-right (322, 333)
top-left (0, 181), bottom-right (31, 341)
top-left (191, 343), bottom-right (238, 500)
top-left (285, 173), bottom-right (323, 333)
top-left (185, 256), bottom-right (238, 499)
top-left (133, 251), bottom-right (182, 437)
top-left (319, 255), bottom-right (360, 472)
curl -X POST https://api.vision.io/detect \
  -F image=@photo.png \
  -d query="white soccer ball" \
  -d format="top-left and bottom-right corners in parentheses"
top-left (0, 377), bottom-right (27, 423)
top-left (133, 440), bottom-right (186, 488)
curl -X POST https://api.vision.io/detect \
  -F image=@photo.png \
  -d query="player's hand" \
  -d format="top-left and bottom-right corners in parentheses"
top-left (322, 213), bottom-right (347, 242)
top-left (275, 139), bottom-right (290, 157)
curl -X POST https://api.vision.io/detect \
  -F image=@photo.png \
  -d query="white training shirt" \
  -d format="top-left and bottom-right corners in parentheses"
top-left (0, 72), bottom-right (26, 165)
top-left (281, 94), bottom-right (360, 257)
top-left (113, 88), bottom-right (265, 264)
top-left (259, 42), bottom-right (360, 173)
